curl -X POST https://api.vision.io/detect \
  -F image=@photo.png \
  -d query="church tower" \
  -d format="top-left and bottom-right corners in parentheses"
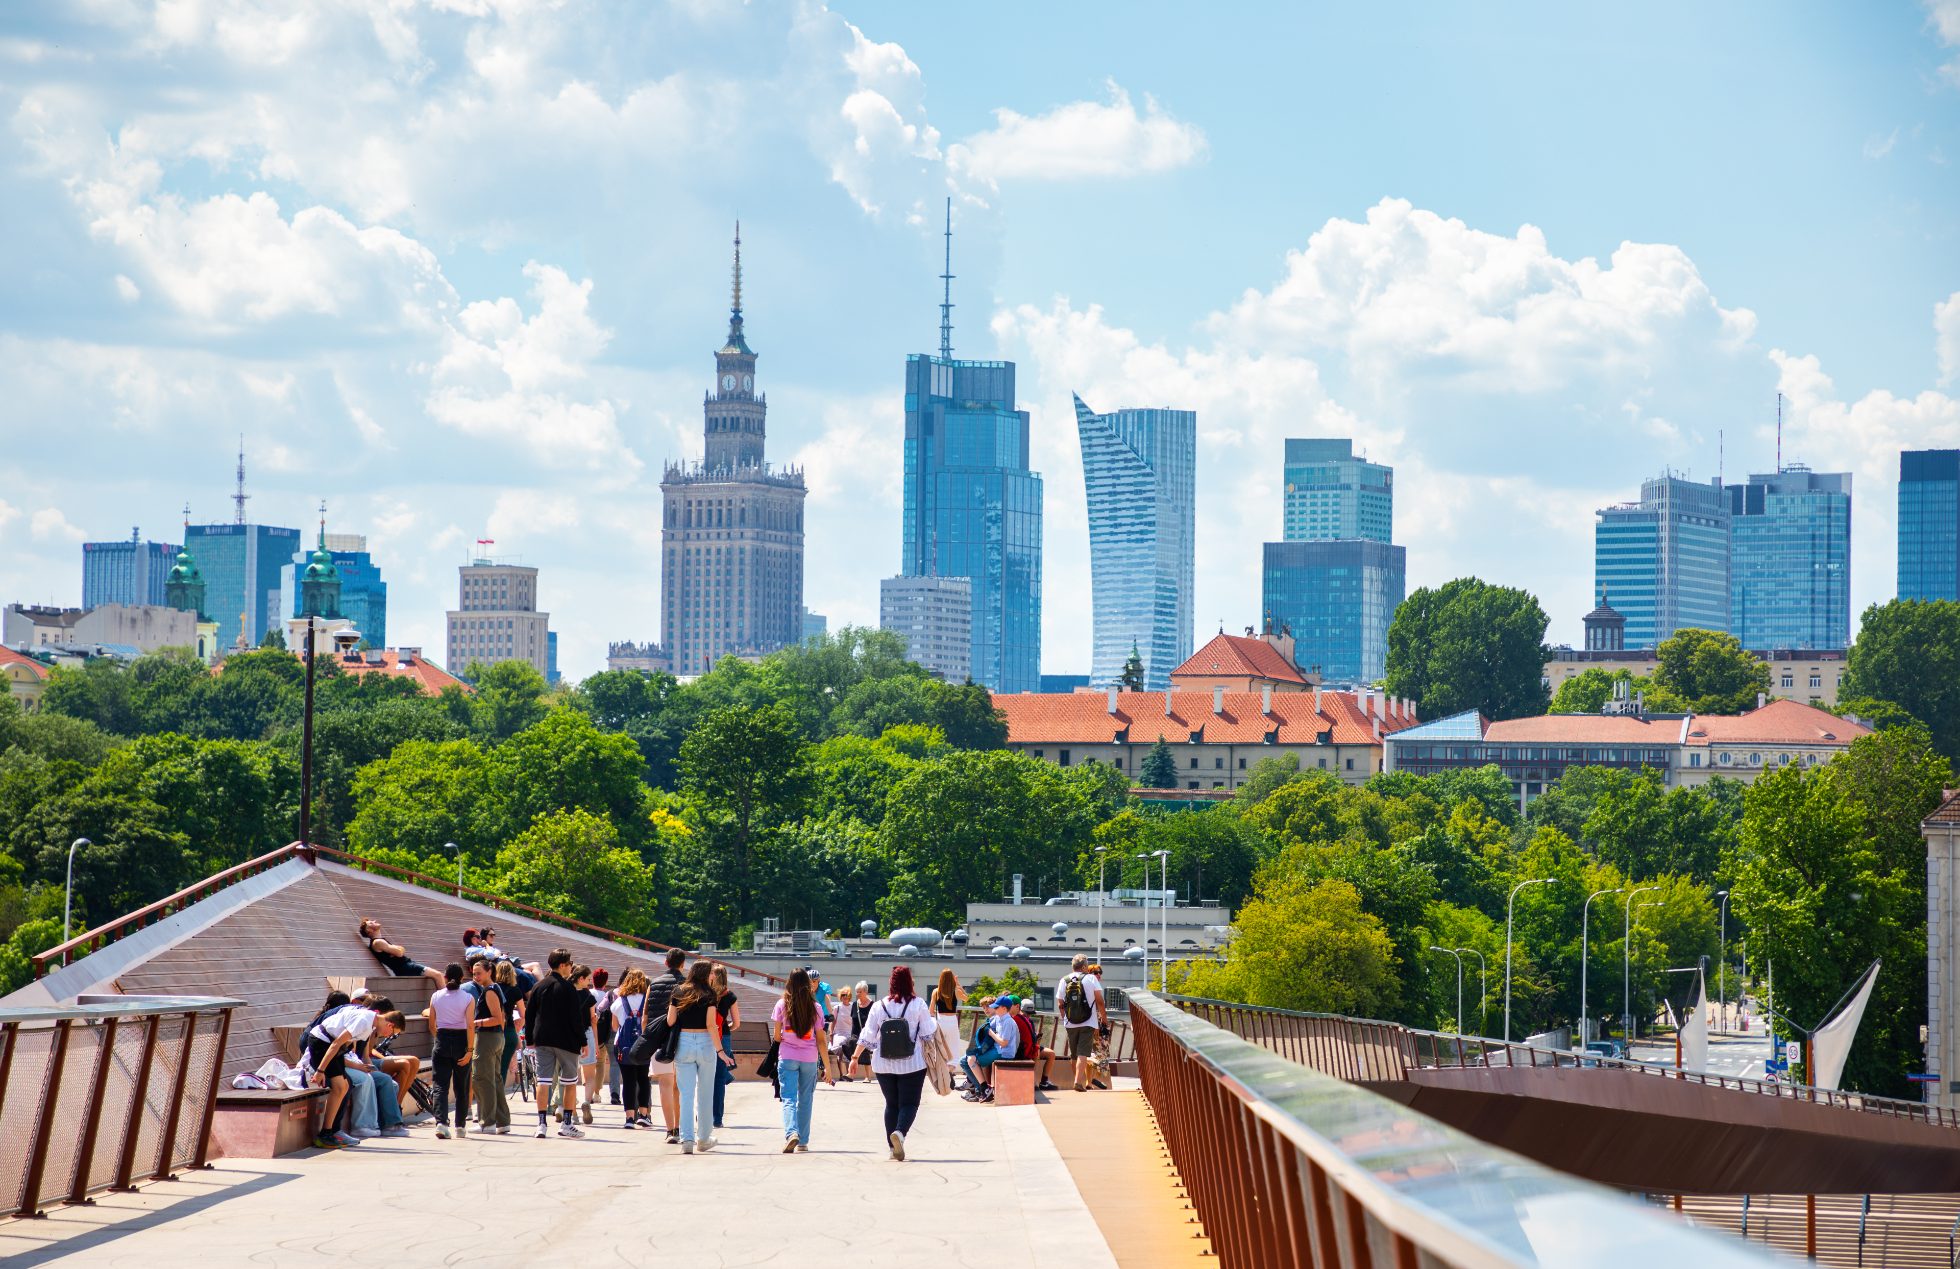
top-left (659, 225), bottom-right (808, 673)
top-left (298, 502), bottom-right (344, 620)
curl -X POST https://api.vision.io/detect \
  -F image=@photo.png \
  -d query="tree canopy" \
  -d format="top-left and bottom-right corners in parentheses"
top-left (1384, 578), bottom-right (1550, 721)
top-left (1842, 599), bottom-right (1960, 766)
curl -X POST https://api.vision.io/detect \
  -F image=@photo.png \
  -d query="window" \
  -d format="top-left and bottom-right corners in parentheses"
top-left (1719, 752), bottom-right (1732, 766)
top-left (1317, 758), bottom-right (1327, 769)
top-left (1810, 674), bottom-right (1821, 689)
top-left (1781, 674), bottom-right (1793, 689)
top-left (1032, 749), bottom-right (1043, 760)
top-left (1749, 752), bottom-right (1762, 766)
top-left (1214, 757), bottom-right (1224, 769)
top-left (1344, 758), bottom-right (1354, 770)
top-left (1238, 757), bottom-right (1246, 769)
top-left (1212, 781), bottom-right (1224, 789)
top-left (1779, 753), bottom-right (1791, 765)
top-left (1689, 752), bottom-right (1702, 767)
top-left (1186, 781), bottom-right (1199, 790)
top-left (1189, 757), bottom-right (1198, 769)
top-left (1058, 749), bottom-right (1071, 766)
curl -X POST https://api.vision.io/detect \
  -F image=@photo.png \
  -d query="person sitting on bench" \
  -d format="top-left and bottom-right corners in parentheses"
top-left (358, 919), bottom-right (446, 987)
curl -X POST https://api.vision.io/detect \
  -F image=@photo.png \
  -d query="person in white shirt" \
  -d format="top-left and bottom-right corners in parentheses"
top-left (850, 965), bottom-right (935, 1161)
top-left (1056, 954), bottom-right (1108, 1092)
top-left (305, 998), bottom-right (390, 1147)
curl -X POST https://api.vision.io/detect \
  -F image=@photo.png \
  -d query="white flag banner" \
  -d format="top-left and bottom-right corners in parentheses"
top-left (1809, 959), bottom-right (1881, 1092)
top-left (1680, 973), bottom-right (1708, 1073)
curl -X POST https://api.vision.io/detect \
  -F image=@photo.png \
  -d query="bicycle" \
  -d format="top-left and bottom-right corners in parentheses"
top-left (511, 1045), bottom-right (538, 1101)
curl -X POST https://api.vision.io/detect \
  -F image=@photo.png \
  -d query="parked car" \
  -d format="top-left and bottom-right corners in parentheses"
top-left (1581, 1040), bottom-right (1626, 1066)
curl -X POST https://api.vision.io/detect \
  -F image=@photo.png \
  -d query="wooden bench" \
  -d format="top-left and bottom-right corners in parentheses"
top-left (992, 1059), bottom-right (1038, 1106)
top-left (209, 1087), bottom-right (327, 1159)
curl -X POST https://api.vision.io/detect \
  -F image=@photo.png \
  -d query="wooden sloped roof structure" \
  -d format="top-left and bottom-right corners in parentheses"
top-left (6, 845), bottom-right (781, 1076)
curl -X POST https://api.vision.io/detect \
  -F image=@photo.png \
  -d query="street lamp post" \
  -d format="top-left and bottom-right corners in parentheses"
top-left (1622, 885), bottom-right (1661, 1042)
top-left (1156, 849), bottom-right (1172, 991)
top-left (299, 615), bottom-right (317, 846)
top-left (1095, 845), bottom-right (1108, 966)
top-left (1716, 889), bottom-right (1731, 1033)
top-left (1581, 887), bottom-right (1625, 1048)
top-left (1456, 947), bottom-right (1488, 1036)
top-left (1504, 877), bottom-right (1555, 1043)
top-left (62, 837), bottom-right (91, 965)
top-left (1430, 945), bottom-right (1464, 1036)
top-left (444, 841), bottom-right (462, 898)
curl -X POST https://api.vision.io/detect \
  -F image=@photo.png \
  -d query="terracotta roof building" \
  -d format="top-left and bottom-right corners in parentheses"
top-left (0, 645), bottom-right (50, 712)
top-left (996, 684), bottom-right (1417, 789)
top-left (1169, 629), bottom-right (1316, 693)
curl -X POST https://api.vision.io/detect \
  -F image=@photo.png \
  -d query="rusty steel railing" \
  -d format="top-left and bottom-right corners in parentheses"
top-left (953, 1005), bottom-right (1136, 1066)
top-left (35, 844), bottom-right (306, 974)
top-left (0, 996), bottom-right (241, 1219)
top-left (1129, 992), bottom-right (1775, 1268)
top-left (1169, 994), bottom-right (1960, 1133)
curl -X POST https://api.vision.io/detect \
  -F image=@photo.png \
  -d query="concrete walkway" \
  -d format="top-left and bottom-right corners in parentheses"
top-left (0, 1080), bottom-right (1123, 1268)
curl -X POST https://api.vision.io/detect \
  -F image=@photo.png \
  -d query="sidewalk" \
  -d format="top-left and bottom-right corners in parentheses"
top-left (0, 1080), bottom-right (1122, 1268)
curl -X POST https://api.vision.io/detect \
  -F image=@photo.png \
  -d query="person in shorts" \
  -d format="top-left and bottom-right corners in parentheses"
top-left (357, 918), bottom-right (446, 987)
top-left (524, 949), bottom-right (590, 1138)
top-left (1056, 954), bottom-right (1107, 1092)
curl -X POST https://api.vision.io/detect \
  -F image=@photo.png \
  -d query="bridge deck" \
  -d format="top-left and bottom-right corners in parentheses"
top-left (0, 1080), bottom-right (1144, 1267)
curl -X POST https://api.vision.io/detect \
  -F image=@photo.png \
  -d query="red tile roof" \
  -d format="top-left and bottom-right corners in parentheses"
top-left (1927, 790), bottom-right (1960, 826)
top-left (0, 646), bottom-right (49, 680)
top-left (1170, 633), bottom-right (1309, 685)
top-left (330, 649), bottom-right (469, 697)
top-left (994, 689), bottom-right (1417, 748)
top-left (1682, 698), bottom-right (1868, 747)
top-left (1485, 714), bottom-right (1685, 743)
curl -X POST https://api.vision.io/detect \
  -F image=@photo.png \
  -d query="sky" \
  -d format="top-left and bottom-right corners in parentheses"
top-left (2, 0), bottom-right (1958, 680)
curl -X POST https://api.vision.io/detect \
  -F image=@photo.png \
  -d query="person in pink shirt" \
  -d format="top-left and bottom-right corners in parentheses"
top-left (770, 968), bottom-right (829, 1153)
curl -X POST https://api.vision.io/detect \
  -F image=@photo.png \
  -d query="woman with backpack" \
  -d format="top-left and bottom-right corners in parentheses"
top-left (771, 968), bottom-right (827, 1152)
top-left (610, 967), bottom-right (654, 1129)
top-left (851, 965), bottom-right (934, 1161)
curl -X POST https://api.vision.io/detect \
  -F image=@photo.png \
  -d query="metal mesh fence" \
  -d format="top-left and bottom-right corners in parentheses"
top-left (174, 1013), bottom-right (224, 1172)
top-left (133, 1014), bottom-right (188, 1181)
top-left (88, 1018), bottom-right (153, 1193)
top-left (0, 1025), bottom-right (54, 1213)
top-left (31, 1021), bottom-right (105, 1210)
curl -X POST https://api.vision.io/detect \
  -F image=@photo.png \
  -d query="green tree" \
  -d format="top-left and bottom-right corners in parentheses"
top-left (1384, 578), bottom-right (1551, 721)
top-left (1842, 599), bottom-right (1960, 764)
top-left (967, 965), bottom-right (1039, 1003)
top-left (1233, 754), bottom-right (1301, 805)
top-left (41, 659), bottom-right (140, 735)
top-left (923, 680), bottom-right (1008, 750)
top-left (1240, 769), bottom-right (1352, 848)
top-left (345, 738), bottom-right (501, 873)
top-left (1548, 667), bottom-right (1634, 715)
top-left (492, 709), bottom-right (653, 852)
top-left (1652, 628), bottom-right (1770, 714)
top-left (1170, 875), bottom-right (1394, 1013)
top-left (492, 808), bottom-right (657, 934)
top-left (678, 704), bottom-right (809, 936)
top-left (1118, 643), bottom-right (1147, 691)
top-left (467, 660), bottom-right (550, 741)
top-left (1139, 737), bottom-right (1178, 789)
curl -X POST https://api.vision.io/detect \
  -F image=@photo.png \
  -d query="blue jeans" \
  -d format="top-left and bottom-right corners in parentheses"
top-left (673, 1032), bottom-right (718, 1143)
top-left (347, 1068), bottom-right (377, 1132)
top-left (962, 1054), bottom-right (996, 1089)
top-left (372, 1070), bottom-right (402, 1129)
top-left (713, 1034), bottom-right (735, 1125)
top-left (779, 1059), bottom-right (818, 1145)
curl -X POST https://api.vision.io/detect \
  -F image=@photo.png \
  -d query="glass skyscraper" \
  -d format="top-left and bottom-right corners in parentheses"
top-left (1900, 450), bottom-right (1960, 601)
top-left (1260, 436), bottom-right (1403, 685)
top-left (82, 533), bottom-right (179, 608)
top-left (289, 537), bottom-right (388, 648)
top-left (1726, 468), bottom-right (1851, 650)
top-left (900, 354), bottom-right (1043, 694)
top-left (1594, 475), bottom-right (1730, 649)
top-left (1283, 439), bottom-right (1392, 542)
top-left (186, 522), bottom-right (302, 651)
top-left (1075, 395), bottom-right (1194, 690)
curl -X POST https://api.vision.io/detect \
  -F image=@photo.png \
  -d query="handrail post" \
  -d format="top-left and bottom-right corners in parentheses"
top-left (151, 1012), bottom-right (198, 1182)
top-left (0, 1019), bottom-right (16, 1126)
top-left (65, 1017), bottom-right (120, 1205)
top-left (190, 1007), bottom-right (233, 1168)
top-left (17, 1017), bottom-right (74, 1217)
top-left (114, 1013), bottom-right (163, 1191)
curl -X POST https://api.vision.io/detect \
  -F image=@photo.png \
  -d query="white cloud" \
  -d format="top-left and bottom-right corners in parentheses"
top-left (1930, 0), bottom-right (1960, 83)
top-left (30, 508), bottom-right (86, 543)
top-left (1938, 289), bottom-right (1960, 385)
top-left (1864, 128), bottom-right (1900, 159)
top-left (949, 82), bottom-right (1206, 185)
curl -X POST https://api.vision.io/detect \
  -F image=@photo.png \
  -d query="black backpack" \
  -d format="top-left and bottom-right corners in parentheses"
top-left (878, 999), bottom-right (917, 1060)
top-left (1063, 974), bottom-right (1092, 1025)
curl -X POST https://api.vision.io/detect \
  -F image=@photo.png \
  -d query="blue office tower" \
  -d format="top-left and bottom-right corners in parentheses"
top-left (1261, 540), bottom-right (1405, 684)
top-left (1283, 439), bottom-right (1392, 543)
top-left (82, 533), bottom-right (179, 608)
top-left (1594, 475), bottom-right (1730, 649)
top-left (1900, 450), bottom-right (1960, 602)
top-left (290, 542), bottom-right (388, 648)
top-left (187, 522), bottom-right (302, 651)
top-left (1075, 395), bottom-right (1195, 690)
top-left (1726, 468), bottom-right (1851, 650)
top-left (901, 354), bottom-right (1043, 693)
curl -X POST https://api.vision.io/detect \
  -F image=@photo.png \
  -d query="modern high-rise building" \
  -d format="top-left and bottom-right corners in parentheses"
top-left (1075, 395), bottom-right (1194, 691)
top-left (1725, 467), bottom-right (1851, 650)
top-left (898, 203), bottom-right (1042, 694)
top-left (185, 522), bottom-right (302, 651)
top-left (1900, 449), bottom-right (1960, 602)
top-left (1594, 475), bottom-right (1731, 649)
top-left (880, 574), bottom-right (972, 682)
top-left (82, 531), bottom-right (178, 609)
top-left (446, 558), bottom-right (550, 678)
top-left (1260, 437), bottom-right (1403, 685)
top-left (660, 228), bottom-right (807, 675)
top-left (287, 530), bottom-right (387, 649)
top-left (801, 609), bottom-right (828, 644)
top-left (1282, 439), bottom-right (1392, 543)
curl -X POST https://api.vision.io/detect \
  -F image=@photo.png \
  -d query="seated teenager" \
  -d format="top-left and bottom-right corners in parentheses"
top-left (961, 999), bottom-right (1003, 1100)
top-left (345, 1006), bottom-right (411, 1138)
top-left (304, 995), bottom-right (376, 1148)
top-left (357, 919), bottom-right (446, 987)
top-left (1009, 997), bottom-right (1060, 1091)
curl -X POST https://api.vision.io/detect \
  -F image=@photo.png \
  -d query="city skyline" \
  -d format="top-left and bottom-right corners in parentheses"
top-left (2, 4), bottom-right (1958, 678)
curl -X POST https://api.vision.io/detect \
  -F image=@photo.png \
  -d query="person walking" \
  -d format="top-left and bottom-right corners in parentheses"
top-left (610, 968), bottom-right (654, 1129)
top-left (930, 969), bottom-right (964, 1065)
top-left (851, 965), bottom-right (934, 1162)
top-left (524, 949), bottom-right (590, 1139)
top-left (588, 968), bottom-right (615, 1117)
top-left (710, 964), bottom-right (739, 1129)
top-left (467, 957), bottom-right (511, 1134)
top-left (1056, 955), bottom-right (1106, 1092)
top-left (771, 968), bottom-right (827, 1152)
top-left (494, 958), bottom-right (525, 1100)
top-left (665, 960), bottom-right (725, 1154)
top-left (646, 948), bottom-right (686, 1143)
top-left (426, 964), bottom-right (475, 1140)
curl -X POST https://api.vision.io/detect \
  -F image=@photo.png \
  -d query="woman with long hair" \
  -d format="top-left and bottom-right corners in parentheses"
top-left (771, 968), bottom-right (827, 1152)
top-left (709, 964), bottom-right (740, 1129)
top-left (609, 968), bottom-right (654, 1128)
top-left (930, 968), bottom-right (964, 1069)
top-left (666, 960), bottom-right (725, 1153)
top-left (426, 964), bottom-right (475, 1140)
top-left (493, 958), bottom-right (524, 1096)
top-left (851, 965), bottom-right (934, 1161)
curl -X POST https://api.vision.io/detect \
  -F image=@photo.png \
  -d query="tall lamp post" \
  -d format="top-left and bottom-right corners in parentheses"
top-left (1094, 845), bottom-right (1108, 966)
top-left (1504, 877), bottom-right (1555, 1043)
top-left (1430, 945), bottom-right (1464, 1036)
top-left (1580, 887), bottom-right (1624, 1048)
top-left (298, 615), bottom-right (317, 846)
top-left (1455, 947), bottom-right (1488, 1036)
top-left (62, 837), bottom-right (91, 966)
top-left (1622, 886), bottom-right (1661, 1042)
top-left (1139, 849), bottom-right (1170, 990)
top-left (1715, 889), bottom-right (1731, 1033)
top-left (444, 841), bottom-right (462, 898)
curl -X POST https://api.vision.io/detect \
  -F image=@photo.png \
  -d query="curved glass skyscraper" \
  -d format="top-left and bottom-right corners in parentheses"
top-left (1075, 395), bottom-right (1194, 690)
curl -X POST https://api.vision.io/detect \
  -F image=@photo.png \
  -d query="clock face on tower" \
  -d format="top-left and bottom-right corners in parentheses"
top-left (722, 374), bottom-right (735, 391)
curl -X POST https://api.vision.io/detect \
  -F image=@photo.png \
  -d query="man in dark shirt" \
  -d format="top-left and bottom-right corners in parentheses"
top-left (645, 947), bottom-right (686, 1143)
top-left (525, 949), bottom-right (590, 1138)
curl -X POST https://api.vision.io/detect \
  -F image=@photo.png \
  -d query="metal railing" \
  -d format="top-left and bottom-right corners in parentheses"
top-left (35, 844), bottom-right (305, 973)
top-left (0, 996), bottom-right (241, 1219)
top-left (953, 1005), bottom-right (1136, 1065)
top-left (1129, 992), bottom-right (1774, 1268)
top-left (1170, 994), bottom-right (1960, 1132)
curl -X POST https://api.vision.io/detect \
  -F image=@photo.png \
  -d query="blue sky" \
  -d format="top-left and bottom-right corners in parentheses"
top-left (2, 1), bottom-right (1957, 678)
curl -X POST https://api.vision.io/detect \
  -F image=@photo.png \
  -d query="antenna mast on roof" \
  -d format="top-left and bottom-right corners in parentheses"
top-left (232, 437), bottom-right (249, 525)
top-left (1718, 429), bottom-right (1723, 486)
top-left (1775, 392), bottom-right (1783, 473)
top-left (938, 196), bottom-right (955, 360)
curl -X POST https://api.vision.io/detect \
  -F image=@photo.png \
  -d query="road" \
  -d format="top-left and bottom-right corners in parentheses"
top-left (1628, 996), bottom-right (1774, 1079)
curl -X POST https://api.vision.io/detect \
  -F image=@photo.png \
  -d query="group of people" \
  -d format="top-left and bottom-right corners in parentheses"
top-left (323, 919), bottom-right (1109, 1162)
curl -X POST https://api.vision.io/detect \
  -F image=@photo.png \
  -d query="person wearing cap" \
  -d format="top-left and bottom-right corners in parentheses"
top-left (960, 997), bottom-right (1005, 1101)
top-left (1008, 996), bottom-right (1058, 1092)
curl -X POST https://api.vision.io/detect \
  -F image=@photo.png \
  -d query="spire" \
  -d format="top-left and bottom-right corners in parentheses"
top-left (317, 499), bottom-right (328, 549)
top-left (732, 220), bottom-right (742, 318)
top-left (233, 436), bottom-right (249, 525)
top-left (938, 196), bottom-right (955, 360)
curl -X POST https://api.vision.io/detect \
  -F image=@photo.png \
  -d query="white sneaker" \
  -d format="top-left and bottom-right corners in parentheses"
top-left (557, 1123), bottom-right (583, 1138)
top-left (495, 1125), bottom-right (511, 1135)
top-left (455, 1124), bottom-right (466, 1138)
top-left (695, 1136), bottom-right (715, 1153)
top-left (435, 1124), bottom-right (450, 1140)
top-left (350, 1128), bottom-right (380, 1140)
top-left (889, 1130), bottom-right (905, 1161)
top-left (681, 1141), bottom-right (694, 1155)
